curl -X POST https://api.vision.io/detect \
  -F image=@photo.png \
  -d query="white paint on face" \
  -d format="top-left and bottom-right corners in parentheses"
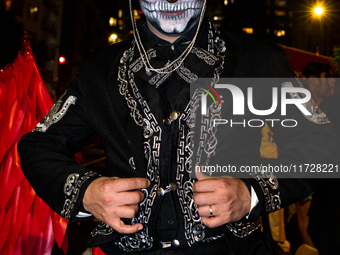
top-left (139, 0), bottom-right (205, 34)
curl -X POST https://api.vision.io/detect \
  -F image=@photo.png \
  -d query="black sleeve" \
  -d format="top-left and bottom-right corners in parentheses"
top-left (18, 74), bottom-right (99, 222)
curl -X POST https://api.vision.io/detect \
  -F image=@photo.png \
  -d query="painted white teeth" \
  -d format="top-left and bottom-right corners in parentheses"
top-left (145, 1), bottom-right (204, 13)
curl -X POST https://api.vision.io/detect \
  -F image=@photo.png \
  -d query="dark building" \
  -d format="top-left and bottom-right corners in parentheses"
top-left (209, 0), bottom-right (340, 56)
top-left (57, 0), bottom-right (110, 98)
top-left (58, 0), bottom-right (145, 97)
top-left (2, 0), bottom-right (115, 99)
top-left (4, 0), bottom-right (340, 98)
top-left (206, 0), bottom-right (292, 46)
top-left (3, 0), bottom-right (64, 99)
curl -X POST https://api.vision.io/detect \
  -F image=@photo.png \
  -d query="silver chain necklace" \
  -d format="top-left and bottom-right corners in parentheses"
top-left (129, 0), bottom-right (207, 75)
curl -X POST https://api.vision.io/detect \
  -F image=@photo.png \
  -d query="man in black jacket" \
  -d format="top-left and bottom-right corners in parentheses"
top-left (18, 0), bottom-right (340, 254)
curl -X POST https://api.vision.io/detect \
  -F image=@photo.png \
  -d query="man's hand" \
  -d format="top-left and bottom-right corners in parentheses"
top-left (83, 176), bottom-right (150, 234)
top-left (192, 171), bottom-right (251, 228)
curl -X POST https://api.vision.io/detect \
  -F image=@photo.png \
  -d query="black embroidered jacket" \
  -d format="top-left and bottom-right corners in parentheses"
top-left (18, 20), bottom-right (340, 254)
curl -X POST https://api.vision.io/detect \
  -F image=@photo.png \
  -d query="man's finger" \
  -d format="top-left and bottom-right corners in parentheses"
top-left (194, 164), bottom-right (212, 181)
top-left (109, 218), bottom-right (143, 234)
top-left (193, 179), bottom-right (216, 193)
top-left (198, 204), bottom-right (222, 218)
top-left (113, 178), bottom-right (151, 192)
top-left (193, 192), bottom-right (218, 205)
top-left (115, 205), bottom-right (139, 219)
top-left (201, 216), bottom-right (223, 229)
top-left (118, 190), bottom-right (145, 205)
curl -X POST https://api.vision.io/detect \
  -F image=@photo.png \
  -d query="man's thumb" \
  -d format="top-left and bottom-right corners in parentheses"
top-left (194, 164), bottom-right (210, 180)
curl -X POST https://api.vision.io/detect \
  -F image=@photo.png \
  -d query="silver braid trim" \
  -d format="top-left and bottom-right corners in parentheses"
top-left (61, 171), bottom-right (99, 220)
top-left (115, 45), bottom-right (162, 252)
top-left (226, 220), bottom-right (261, 238)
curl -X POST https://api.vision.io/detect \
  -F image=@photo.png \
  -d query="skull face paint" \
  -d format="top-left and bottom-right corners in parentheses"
top-left (139, 0), bottom-right (205, 34)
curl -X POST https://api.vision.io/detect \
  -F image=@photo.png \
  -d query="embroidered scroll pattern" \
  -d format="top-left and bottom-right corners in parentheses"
top-left (251, 171), bottom-right (281, 213)
top-left (282, 81), bottom-right (330, 124)
top-left (33, 91), bottom-right (77, 132)
top-left (61, 171), bottom-right (99, 220)
top-left (175, 85), bottom-right (224, 247)
top-left (226, 220), bottom-right (261, 238)
top-left (177, 105), bottom-right (206, 247)
top-left (114, 44), bottom-right (162, 252)
top-left (176, 63), bottom-right (198, 84)
top-left (91, 222), bottom-right (114, 237)
top-left (191, 47), bottom-right (218, 66)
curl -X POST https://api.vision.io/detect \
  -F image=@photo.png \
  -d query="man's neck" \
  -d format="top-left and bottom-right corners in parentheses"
top-left (146, 20), bottom-right (182, 44)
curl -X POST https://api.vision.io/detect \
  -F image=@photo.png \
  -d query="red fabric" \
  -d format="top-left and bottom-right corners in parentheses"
top-left (281, 45), bottom-right (334, 75)
top-left (92, 247), bottom-right (107, 255)
top-left (0, 39), bottom-right (70, 254)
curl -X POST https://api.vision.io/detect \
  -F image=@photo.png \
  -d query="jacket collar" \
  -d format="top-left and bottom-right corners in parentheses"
top-left (129, 18), bottom-right (231, 86)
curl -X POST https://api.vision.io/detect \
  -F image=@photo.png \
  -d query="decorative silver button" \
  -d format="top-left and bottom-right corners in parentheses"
top-left (157, 188), bottom-right (165, 196)
top-left (163, 111), bottom-right (179, 126)
top-left (171, 45), bottom-right (175, 50)
top-left (171, 239), bottom-right (180, 247)
top-left (169, 111), bottom-right (179, 120)
top-left (157, 182), bottom-right (178, 196)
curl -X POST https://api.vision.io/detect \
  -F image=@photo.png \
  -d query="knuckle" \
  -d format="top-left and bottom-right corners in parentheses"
top-left (101, 182), bottom-right (111, 193)
top-left (130, 179), bottom-right (138, 188)
top-left (221, 193), bottom-right (230, 202)
top-left (102, 194), bottom-right (114, 205)
top-left (219, 180), bottom-right (229, 189)
top-left (101, 197), bottom-right (110, 205)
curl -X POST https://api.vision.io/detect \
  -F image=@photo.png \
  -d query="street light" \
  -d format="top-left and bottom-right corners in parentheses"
top-left (314, 6), bottom-right (324, 16)
top-left (108, 33), bottom-right (118, 44)
top-left (58, 56), bottom-right (66, 65)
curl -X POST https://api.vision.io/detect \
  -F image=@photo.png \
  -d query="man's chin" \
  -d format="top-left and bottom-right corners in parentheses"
top-left (159, 27), bottom-right (185, 35)
top-left (153, 19), bottom-right (198, 35)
